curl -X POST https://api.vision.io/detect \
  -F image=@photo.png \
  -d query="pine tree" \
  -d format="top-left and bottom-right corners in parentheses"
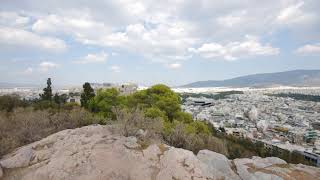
top-left (40, 78), bottom-right (53, 101)
top-left (80, 82), bottom-right (95, 109)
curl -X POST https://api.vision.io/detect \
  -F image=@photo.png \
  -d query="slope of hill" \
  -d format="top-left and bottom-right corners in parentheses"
top-left (1, 125), bottom-right (319, 180)
top-left (182, 70), bottom-right (320, 88)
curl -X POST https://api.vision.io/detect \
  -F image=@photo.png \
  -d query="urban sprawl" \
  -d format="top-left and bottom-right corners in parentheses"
top-left (1, 85), bottom-right (320, 166)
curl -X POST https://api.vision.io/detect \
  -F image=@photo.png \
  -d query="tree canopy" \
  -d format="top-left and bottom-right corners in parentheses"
top-left (80, 82), bottom-right (95, 109)
top-left (39, 78), bottom-right (53, 101)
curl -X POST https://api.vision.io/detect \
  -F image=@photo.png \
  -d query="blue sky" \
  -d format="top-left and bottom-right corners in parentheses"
top-left (0, 0), bottom-right (320, 86)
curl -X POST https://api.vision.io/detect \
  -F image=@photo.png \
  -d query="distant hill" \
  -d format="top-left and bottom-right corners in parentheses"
top-left (181, 70), bottom-right (320, 88)
top-left (0, 82), bottom-right (38, 88)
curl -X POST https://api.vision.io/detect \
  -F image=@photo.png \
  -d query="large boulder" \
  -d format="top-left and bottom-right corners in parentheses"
top-left (0, 125), bottom-right (319, 180)
top-left (197, 150), bottom-right (240, 180)
top-left (157, 148), bottom-right (212, 180)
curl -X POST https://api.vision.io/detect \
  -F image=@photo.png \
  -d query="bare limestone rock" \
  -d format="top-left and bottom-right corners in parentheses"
top-left (157, 148), bottom-right (211, 180)
top-left (250, 156), bottom-right (287, 168)
top-left (0, 125), bottom-right (319, 180)
top-left (197, 150), bottom-right (240, 180)
top-left (123, 136), bottom-right (141, 149)
top-left (0, 165), bottom-right (3, 178)
top-left (233, 156), bottom-right (320, 180)
top-left (0, 146), bottom-right (34, 168)
top-left (136, 129), bottom-right (147, 138)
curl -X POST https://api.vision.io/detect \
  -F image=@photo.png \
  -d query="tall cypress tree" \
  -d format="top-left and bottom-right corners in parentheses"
top-left (80, 82), bottom-right (95, 108)
top-left (40, 78), bottom-right (53, 101)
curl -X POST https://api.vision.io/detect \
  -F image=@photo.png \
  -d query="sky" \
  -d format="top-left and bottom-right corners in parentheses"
top-left (0, 0), bottom-right (320, 87)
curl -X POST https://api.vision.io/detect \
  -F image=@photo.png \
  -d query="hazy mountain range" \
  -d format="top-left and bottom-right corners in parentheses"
top-left (2, 70), bottom-right (320, 88)
top-left (181, 70), bottom-right (320, 88)
top-left (0, 82), bottom-right (38, 88)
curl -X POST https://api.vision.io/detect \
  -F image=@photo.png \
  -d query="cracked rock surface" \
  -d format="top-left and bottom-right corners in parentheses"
top-left (0, 125), bottom-right (319, 180)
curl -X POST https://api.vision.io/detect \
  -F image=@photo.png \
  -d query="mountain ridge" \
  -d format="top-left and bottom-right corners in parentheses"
top-left (181, 69), bottom-right (320, 88)
top-left (0, 82), bottom-right (38, 88)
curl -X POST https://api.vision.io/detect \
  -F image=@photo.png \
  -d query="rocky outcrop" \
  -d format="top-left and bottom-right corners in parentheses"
top-left (233, 156), bottom-right (320, 180)
top-left (0, 125), bottom-right (319, 180)
top-left (197, 150), bottom-right (240, 180)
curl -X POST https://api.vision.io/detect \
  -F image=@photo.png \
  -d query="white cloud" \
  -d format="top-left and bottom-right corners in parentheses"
top-left (111, 52), bottom-right (118, 56)
top-left (217, 10), bottom-right (247, 28)
top-left (23, 67), bottom-right (33, 74)
top-left (0, 11), bottom-right (30, 28)
top-left (30, 10), bottom-right (197, 63)
top-left (0, 27), bottom-right (67, 52)
top-left (74, 52), bottom-right (108, 64)
top-left (277, 1), bottom-right (304, 23)
top-left (32, 14), bottom-right (101, 32)
top-left (125, 2), bottom-right (146, 16)
top-left (1, 0), bottom-right (319, 66)
top-left (39, 61), bottom-right (59, 72)
top-left (295, 43), bottom-right (320, 55)
top-left (85, 22), bottom-right (197, 62)
top-left (32, 14), bottom-right (112, 43)
top-left (167, 63), bottom-right (182, 69)
top-left (275, 0), bottom-right (318, 29)
top-left (190, 35), bottom-right (279, 60)
top-left (110, 65), bottom-right (121, 73)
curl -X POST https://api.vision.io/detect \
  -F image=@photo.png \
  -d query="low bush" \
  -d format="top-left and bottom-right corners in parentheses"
top-left (0, 107), bottom-right (101, 157)
top-left (0, 95), bottom-right (29, 112)
top-left (115, 108), bottom-right (163, 140)
top-left (163, 120), bottom-right (220, 153)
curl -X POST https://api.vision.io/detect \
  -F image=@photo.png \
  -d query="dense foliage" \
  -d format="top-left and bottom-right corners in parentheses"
top-left (87, 84), bottom-right (212, 153)
top-left (54, 93), bottom-right (68, 105)
top-left (81, 82), bottom-right (95, 108)
top-left (88, 88), bottom-right (126, 120)
top-left (0, 95), bottom-right (30, 112)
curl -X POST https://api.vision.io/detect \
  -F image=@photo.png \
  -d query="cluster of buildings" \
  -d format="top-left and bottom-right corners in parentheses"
top-left (3, 85), bottom-right (320, 165)
top-left (0, 83), bottom-right (138, 104)
top-left (180, 87), bottom-right (320, 166)
top-left (89, 83), bottom-right (138, 95)
top-left (0, 87), bottom-right (69, 100)
top-left (65, 83), bottom-right (138, 103)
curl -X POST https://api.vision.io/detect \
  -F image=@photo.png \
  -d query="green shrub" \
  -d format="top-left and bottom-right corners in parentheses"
top-left (162, 120), bottom-right (213, 153)
top-left (128, 84), bottom-right (181, 121)
top-left (0, 95), bottom-right (28, 112)
top-left (114, 108), bottom-right (163, 141)
top-left (88, 88), bottom-right (125, 119)
top-left (173, 111), bottom-right (193, 123)
top-left (63, 102), bottom-right (80, 110)
top-left (32, 100), bottom-right (57, 110)
top-left (144, 107), bottom-right (167, 121)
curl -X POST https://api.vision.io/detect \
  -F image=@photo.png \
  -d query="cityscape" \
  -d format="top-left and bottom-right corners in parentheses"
top-left (1, 0), bottom-right (320, 179)
top-left (1, 83), bottom-right (320, 166)
top-left (180, 87), bottom-right (320, 166)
